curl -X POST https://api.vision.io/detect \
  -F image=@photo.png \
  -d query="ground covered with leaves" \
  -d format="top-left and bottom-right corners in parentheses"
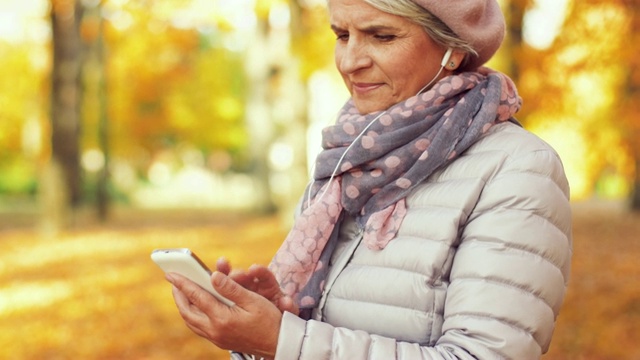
top-left (0, 202), bottom-right (638, 359)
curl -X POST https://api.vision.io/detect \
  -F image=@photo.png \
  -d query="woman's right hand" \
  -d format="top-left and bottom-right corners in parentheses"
top-left (216, 257), bottom-right (299, 316)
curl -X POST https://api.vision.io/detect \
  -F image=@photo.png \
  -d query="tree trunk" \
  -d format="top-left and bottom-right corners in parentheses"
top-left (505, 0), bottom-right (527, 80)
top-left (621, 0), bottom-right (640, 211)
top-left (47, 0), bottom-right (83, 230)
top-left (631, 159), bottom-right (640, 211)
top-left (92, 8), bottom-right (110, 221)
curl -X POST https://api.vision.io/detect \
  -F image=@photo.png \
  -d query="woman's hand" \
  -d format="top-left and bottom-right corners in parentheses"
top-left (216, 258), bottom-right (299, 316)
top-left (167, 271), bottom-right (282, 359)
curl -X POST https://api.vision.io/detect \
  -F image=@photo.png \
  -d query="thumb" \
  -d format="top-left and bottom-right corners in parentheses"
top-left (211, 271), bottom-right (254, 307)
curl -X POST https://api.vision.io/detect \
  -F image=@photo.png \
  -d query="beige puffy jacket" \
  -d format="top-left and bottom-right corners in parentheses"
top-left (274, 121), bottom-right (572, 360)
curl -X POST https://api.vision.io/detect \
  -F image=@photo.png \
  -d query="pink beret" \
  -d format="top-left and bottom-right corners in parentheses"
top-left (412, 0), bottom-right (506, 70)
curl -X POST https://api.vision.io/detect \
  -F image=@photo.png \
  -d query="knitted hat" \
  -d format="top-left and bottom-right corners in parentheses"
top-left (413, 0), bottom-right (506, 70)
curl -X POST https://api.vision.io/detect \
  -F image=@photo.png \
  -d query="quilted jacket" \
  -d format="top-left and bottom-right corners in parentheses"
top-left (273, 121), bottom-right (573, 360)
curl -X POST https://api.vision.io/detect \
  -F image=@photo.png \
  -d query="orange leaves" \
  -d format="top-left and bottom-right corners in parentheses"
top-left (503, 1), bottom-right (637, 200)
top-left (0, 211), bottom-right (286, 359)
top-left (0, 206), bottom-right (638, 359)
top-left (544, 203), bottom-right (640, 359)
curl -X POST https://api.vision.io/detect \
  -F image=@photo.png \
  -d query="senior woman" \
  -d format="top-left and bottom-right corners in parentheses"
top-left (164, 0), bottom-right (573, 359)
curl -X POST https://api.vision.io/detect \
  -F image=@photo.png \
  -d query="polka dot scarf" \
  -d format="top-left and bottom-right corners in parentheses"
top-left (270, 68), bottom-right (521, 312)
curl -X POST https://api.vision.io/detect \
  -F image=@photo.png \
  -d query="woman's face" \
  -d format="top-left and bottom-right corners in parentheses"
top-left (329, 0), bottom-right (449, 114)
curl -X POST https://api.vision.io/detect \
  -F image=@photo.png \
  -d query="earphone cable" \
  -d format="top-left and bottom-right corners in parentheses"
top-left (306, 110), bottom-right (387, 207)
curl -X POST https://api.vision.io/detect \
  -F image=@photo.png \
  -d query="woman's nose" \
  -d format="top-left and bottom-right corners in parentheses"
top-left (338, 40), bottom-right (371, 73)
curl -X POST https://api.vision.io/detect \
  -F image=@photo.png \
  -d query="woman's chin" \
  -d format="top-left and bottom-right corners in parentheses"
top-left (353, 100), bottom-right (390, 115)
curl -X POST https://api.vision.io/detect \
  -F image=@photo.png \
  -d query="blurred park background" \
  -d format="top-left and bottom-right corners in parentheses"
top-left (0, 0), bottom-right (639, 359)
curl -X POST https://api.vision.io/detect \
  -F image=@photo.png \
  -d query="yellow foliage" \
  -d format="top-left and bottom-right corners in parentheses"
top-left (0, 212), bottom-right (286, 359)
top-left (214, 96), bottom-right (244, 122)
top-left (513, 0), bottom-right (636, 200)
top-left (0, 207), bottom-right (639, 359)
top-left (255, 0), bottom-right (288, 20)
top-left (291, 4), bottom-right (334, 80)
top-left (0, 46), bottom-right (40, 140)
top-left (2, 0), bottom-right (639, 203)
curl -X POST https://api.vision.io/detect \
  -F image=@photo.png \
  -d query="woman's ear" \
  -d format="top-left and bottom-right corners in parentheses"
top-left (446, 50), bottom-right (466, 71)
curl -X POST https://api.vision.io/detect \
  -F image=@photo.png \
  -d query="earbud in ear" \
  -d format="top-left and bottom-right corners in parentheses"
top-left (417, 48), bottom-right (456, 96)
top-left (440, 48), bottom-right (453, 67)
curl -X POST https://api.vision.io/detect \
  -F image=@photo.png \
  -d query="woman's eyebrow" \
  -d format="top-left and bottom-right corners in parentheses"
top-left (330, 24), bottom-right (400, 33)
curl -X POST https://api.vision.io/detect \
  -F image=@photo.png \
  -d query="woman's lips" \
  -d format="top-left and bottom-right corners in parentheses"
top-left (352, 82), bottom-right (383, 94)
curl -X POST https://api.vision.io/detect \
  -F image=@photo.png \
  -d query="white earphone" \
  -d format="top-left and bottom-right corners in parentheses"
top-left (441, 48), bottom-right (453, 67)
top-left (416, 48), bottom-right (455, 95)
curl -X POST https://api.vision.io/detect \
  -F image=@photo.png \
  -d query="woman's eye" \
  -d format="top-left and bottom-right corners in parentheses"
top-left (335, 33), bottom-right (349, 41)
top-left (375, 34), bottom-right (396, 41)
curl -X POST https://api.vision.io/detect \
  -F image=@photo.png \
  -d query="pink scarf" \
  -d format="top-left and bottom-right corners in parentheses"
top-left (270, 68), bottom-right (521, 312)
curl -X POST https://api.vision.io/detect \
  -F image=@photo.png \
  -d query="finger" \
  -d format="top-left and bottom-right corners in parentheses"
top-left (228, 271), bottom-right (256, 290)
top-left (277, 296), bottom-right (300, 316)
top-left (248, 265), bottom-right (278, 285)
top-left (216, 257), bottom-right (231, 275)
top-left (171, 283), bottom-right (206, 317)
top-left (168, 273), bottom-right (216, 316)
top-left (211, 271), bottom-right (257, 308)
top-left (247, 265), bottom-right (282, 298)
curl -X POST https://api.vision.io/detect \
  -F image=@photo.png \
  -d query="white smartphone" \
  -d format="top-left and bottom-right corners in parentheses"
top-left (151, 248), bottom-right (235, 306)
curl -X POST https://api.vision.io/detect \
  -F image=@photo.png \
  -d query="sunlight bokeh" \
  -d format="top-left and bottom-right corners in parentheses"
top-left (523, 0), bottom-right (570, 50)
top-left (0, 0), bottom-right (49, 44)
top-left (528, 119), bottom-right (592, 199)
top-left (0, 281), bottom-right (73, 314)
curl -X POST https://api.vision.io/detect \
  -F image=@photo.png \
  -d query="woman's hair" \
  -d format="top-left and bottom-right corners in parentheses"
top-left (364, 0), bottom-right (479, 70)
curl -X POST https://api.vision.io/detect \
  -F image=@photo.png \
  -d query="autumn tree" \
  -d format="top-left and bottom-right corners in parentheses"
top-left (81, 1), bottom-right (110, 220)
top-left (102, 1), bottom-right (250, 162)
top-left (554, 0), bottom-right (636, 204)
top-left (500, 0), bottom-right (636, 202)
top-left (502, 0), bottom-right (531, 81)
top-left (45, 0), bottom-right (84, 231)
top-left (617, 0), bottom-right (640, 210)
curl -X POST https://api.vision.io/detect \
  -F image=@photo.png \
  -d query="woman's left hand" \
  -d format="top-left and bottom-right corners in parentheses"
top-left (167, 271), bottom-right (282, 359)
top-left (215, 258), bottom-right (299, 316)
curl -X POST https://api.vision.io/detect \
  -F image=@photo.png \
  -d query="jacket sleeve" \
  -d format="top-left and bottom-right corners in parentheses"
top-left (275, 312), bottom-right (484, 359)
top-left (437, 147), bottom-right (572, 359)
top-left (274, 147), bottom-right (572, 360)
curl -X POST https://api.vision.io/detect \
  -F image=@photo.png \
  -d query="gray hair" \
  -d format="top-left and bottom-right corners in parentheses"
top-left (364, 0), bottom-right (478, 70)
